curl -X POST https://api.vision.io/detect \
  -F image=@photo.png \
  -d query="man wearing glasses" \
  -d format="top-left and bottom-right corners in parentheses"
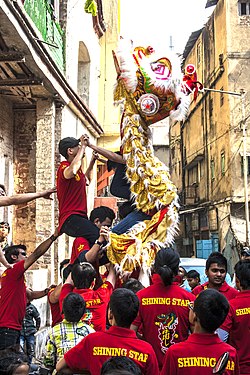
top-left (0, 231), bottom-right (59, 350)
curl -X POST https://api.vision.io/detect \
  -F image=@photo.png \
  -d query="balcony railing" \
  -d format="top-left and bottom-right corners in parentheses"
top-left (184, 185), bottom-right (200, 204)
top-left (24, 0), bottom-right (64, 72)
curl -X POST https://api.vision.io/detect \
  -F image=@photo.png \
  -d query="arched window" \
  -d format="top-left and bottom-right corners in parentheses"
top-left (77, 42), bottom-right (90, 105)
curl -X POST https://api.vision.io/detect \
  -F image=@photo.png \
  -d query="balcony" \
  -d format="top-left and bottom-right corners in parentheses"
top-left (184, 185), bottom-right (200, 204)
top-left (24, 0), bottom-right (64, 72)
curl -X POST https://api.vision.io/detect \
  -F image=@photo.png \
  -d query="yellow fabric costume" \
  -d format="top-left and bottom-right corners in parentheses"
top-left (107, 42), bottom-right (201, 275)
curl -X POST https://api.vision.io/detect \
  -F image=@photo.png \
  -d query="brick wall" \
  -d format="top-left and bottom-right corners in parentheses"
top-left (13, 109), bottom-right (37, 249)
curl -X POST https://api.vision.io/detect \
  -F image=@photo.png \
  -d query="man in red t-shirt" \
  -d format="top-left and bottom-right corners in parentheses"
top-left (0, 231), bottom-right (59, 349)
top-left (56, 288), bottom-right (159, 374)
top-left (57, 135), bottom-right (100, 247)
top-left (131, 248), bottom-right (195, 370)
top-left (219, 260), bottom-right (250, 374)
top-left (59, 261), bottom-right (116, 331)
top-left (47, 258), bottom-right (70, 327)
top-left (161, 289), bottom-right (239, 375)
top-left (69, 206), bottom-right (115, 265)
top-left (192, 252), bottom-right (238, 301)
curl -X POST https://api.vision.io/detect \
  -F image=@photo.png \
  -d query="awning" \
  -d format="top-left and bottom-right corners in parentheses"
top-left (230, 215), bottom-right (249, 244)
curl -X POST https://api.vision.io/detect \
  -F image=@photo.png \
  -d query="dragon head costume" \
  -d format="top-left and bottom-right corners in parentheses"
top-left (107, 40), bottom-right (203, 281)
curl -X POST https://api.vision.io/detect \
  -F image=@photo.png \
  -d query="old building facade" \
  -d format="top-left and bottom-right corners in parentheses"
top-left (170, 0), bottom-right (250, 272)
top-left (0, 0), bottom-right (119, 330)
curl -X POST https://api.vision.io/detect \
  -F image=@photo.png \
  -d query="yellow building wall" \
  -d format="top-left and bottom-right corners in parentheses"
top-left (98, 0), bottom-right (121, 151)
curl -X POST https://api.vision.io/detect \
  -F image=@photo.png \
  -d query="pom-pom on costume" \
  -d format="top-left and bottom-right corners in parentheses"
top-left (107, 40), bottom-right (203, 280)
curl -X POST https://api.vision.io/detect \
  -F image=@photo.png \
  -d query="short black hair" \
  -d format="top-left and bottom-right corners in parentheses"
top-left (187, 270), bottom-right (200, 281)
top-left (62, 293), bottom-right (86, 322)
top-left (206, 252), bottom-right (227, 272)
top-left (194, 289), bottom-right (229, 332)
top-left (62, 263), bottom-right (73, 283)
top-left (4, 244), bottom-right (26, 264)
top-left (235, 259), bottom-right (250, 289)
top-left (0, 221), bottom-right (10, 233)
top-left (0, 346), bottom-right (29, 374)
top-left (90, 206), bottom-right (115, 224)
top-left (109, 289), bottom-right (139, 328)
top-left (179, 266), bottom-right (187, 276)
top-left (122, 278), bottom-right (144, 293)
top-left (101, 356), bottom-right (142, 375)
top-left (71, 262), bottom-right (97, 289)
top-left (154, 248), bottom-right (180, 286)
top-left (60, 258), bottom-right (70, 277)
top-left (0, 184), bottom-right (6, 194)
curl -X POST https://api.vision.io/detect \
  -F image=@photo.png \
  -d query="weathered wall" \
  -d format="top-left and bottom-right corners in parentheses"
top-left (13, 109), bottom-right (37, 248)
top-left (0, 97), bottom-right (14, 225)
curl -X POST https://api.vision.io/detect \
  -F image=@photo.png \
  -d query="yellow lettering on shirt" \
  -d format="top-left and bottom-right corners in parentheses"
top-left (236, 307), bottom-right (250, 316)
top-left (93, 347), bottom-right (127, 357)
top-left (177, 357), bottom-right (235, 368)
top-left (227, 360), bottom-right (235, 370)
top-left (128, 350), bottom-right (148, 363)
top-left (141, 297), bottom-right (190, 307)
top-left (86, 299), bottom-right (101, 308)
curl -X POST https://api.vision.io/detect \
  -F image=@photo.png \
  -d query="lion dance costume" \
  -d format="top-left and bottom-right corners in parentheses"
top-left (107, 41), bottom-right (203, 283)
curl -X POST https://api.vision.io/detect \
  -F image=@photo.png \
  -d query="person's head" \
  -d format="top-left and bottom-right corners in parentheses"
top-left (90, 206), bottom-right (115, 228)
top-left (71, 262), bottom-right (97, 289)
top-left (62, 263), bottom-right (73, 283)
top-left (186, 270), bottom-right (200, 290)
top-left (205, 252), bottom-right (227, 287)
top-left (62, 292), bottom-right (86, 322)
top-left (0, 184), bottom-right (6, 197)
top-left (234, 259), bottom-right (250, 290)
top-left (0, 346), bottom-right (29, 375)
top-left (107, 152), bottom-right (122, 172)
top-left (190, 289), bottom-right (229, 333)
top-left (59, 137), bottom-right (80, 160)
top-left (154, 248), bottom-right (180, 286)
top-left (59, 258), bottom-right (70, 278)
top-left (101, 356), bottom-right (142, 375)
top-left (0, 221), bottom-right (10, 240)
top-left (122, 278), bottom-right (144, 293)
top-left (108, 288), bottom-right (139, 328)
top-left (4, 245), bottom-right (27, 264)
top-left (178, 266), bottom-right (187, 282)
top-left (118, 201), bottom-right (134, 220)
top-left (241, 247), bottom-right (250, 260)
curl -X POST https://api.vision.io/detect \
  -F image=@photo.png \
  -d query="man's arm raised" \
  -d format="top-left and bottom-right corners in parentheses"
top-left (0, 187), bottom-right (56, 207)
top-left (63, 135), bottom-right (86, 179)
top-left (83, 135), bottom-right (125, 164)
top-left (24, 229), bottom-right (59, 271)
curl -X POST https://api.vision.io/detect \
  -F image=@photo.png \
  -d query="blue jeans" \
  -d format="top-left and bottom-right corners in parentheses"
top-left (20, 334), bottom-right (35, 364)
top-left (112, 210), bottom-right (152, 235)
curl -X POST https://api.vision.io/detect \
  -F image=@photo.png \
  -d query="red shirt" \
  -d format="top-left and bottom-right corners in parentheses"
top-left (133, 274), bottom-right (195, 369)
top-left (64, 325), bottom-right (159, 375)
top-left (56, 161), bottom-right (87, 232)
top-left (220, 290), bottom-right (250, 374)
top-left (70, 237), bottom-right (90, 264)
top-left (160, 333), bottom-right (239, 375)
top-left (192, 282), bottom-right (238, 301)
top-left (0, 260), bottom-right (26, 330)
top-left (59, 281), bottom-right (113, 331)
top-left (47, 288), bottom-right (62, 327)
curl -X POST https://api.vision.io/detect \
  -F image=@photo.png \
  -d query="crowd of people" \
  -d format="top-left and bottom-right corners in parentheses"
top-left (0, 135), bottom-right (249, 375)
